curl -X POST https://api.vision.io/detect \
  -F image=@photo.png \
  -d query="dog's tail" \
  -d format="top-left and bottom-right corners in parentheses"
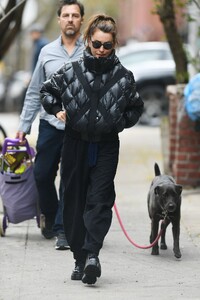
top-left (154, 162), bottom-right (161, 176)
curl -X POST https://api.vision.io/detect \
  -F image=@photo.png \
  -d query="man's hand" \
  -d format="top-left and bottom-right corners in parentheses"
top-left (56, 111), bottom-right (66, 122)
top-left (16, 131), bottom-right (26, 144)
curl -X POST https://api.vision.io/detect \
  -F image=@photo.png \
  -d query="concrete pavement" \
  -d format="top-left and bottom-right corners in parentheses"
top-left (0, 113), bottom-right (200, 299)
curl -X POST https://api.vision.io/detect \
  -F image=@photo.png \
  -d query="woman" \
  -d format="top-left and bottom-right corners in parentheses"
top-left (40, 14), bottom-right (143, 285)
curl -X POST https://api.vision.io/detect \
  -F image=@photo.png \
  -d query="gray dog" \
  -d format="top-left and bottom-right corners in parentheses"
top-left (147, 163), bottom-right (182, 258)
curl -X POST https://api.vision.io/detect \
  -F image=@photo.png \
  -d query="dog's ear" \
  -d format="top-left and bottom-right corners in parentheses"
top-left (175, 184), bottom-right (182, 195)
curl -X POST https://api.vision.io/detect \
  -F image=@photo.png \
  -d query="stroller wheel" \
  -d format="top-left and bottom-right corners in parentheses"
top-left (0, 215), bottom-right (8, 237)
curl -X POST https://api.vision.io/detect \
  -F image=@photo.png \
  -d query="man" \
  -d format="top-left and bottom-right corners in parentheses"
top-left (29, 23), bottom-right (49, 72)
top-left (19, 24), bottom-right (49, 112)
top-left (16, 0), bottom-right (85, 250)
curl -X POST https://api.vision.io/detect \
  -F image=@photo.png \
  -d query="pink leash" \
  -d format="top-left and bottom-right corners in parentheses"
top-left (113, 202), bottom-right (165, 249)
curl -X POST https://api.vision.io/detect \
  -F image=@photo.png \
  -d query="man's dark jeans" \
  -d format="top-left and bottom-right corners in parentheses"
top-left (34, 120), bottom-right (65, 234)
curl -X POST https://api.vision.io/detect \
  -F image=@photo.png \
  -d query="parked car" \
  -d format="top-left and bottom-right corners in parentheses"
top-left (117, 42), bottom-right (176, 125)
top-left (4, 70), bottom-right (31, 113)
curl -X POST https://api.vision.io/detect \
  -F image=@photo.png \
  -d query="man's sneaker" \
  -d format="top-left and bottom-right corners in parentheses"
top-left (40, 214), bottom-right (55, 239)
top-left (55, 233), bottom-right (70, 250)
top-left (71, 262), bottom-right (85, 280)
top-left (82, 253), bottom-right (101, 285)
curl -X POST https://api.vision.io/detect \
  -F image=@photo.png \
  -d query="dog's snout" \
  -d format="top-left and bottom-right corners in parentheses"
top-left (167, 202), bottom-right (176, 212)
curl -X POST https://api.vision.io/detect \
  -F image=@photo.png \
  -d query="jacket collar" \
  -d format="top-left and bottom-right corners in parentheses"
top-left (83, 49), bottom-right (119, 74)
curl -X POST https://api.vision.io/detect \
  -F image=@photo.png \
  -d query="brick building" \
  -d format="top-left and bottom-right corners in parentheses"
top-left (117, 0), bottom-right (164, 45)
top-left (117, 0), bottom-right (187, 45)
top-left (167, 85), bottom-right (200, 188)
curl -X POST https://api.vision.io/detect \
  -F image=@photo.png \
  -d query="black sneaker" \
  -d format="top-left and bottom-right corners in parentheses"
top-left (40, 214), bottom-right (55, 239)
top-left (82, 253), bottom-right (101, 285)
top-left (71, 262), bottom-right (85, 280)
top-left (55, 233), bottom-right (70, 250)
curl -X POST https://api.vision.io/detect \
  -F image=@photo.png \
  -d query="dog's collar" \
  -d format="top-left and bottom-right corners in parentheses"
top-left (157, 210), bottom-right (170, 220)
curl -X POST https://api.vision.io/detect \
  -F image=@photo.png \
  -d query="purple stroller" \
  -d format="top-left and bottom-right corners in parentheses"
top-left (0, 138), bottom-right (40, 236)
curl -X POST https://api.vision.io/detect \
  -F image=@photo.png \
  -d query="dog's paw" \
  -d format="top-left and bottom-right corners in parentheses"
top-left (174, 251), bottom-right (181, 259)
top-left (151, 248), bottom-right (159, 255)
top-left (160, 242), bottom-right (167, 250)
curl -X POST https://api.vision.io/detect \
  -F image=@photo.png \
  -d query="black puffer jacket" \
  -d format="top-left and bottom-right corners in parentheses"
top-left (40, 50), bottom-right (143, 140)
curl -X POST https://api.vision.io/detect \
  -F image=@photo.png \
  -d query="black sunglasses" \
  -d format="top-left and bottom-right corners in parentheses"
top-left (91, 40), bottom-right (113, 50)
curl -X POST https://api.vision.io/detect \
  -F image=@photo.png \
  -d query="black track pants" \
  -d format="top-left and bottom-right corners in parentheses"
top-left (61, 135), bottom-right (119, 260)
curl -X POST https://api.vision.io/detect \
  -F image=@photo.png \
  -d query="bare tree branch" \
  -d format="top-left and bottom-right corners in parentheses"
top-left (192, 0), bottom-right (200, 10)
top-left (0, 0), bottom-right (27, 59)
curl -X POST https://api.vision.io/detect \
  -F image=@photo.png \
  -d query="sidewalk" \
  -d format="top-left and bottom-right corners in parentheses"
top-left (0, 113), bottom-right (200, 299)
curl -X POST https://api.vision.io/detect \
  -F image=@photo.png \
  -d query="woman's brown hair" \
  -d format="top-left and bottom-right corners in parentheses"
top-left (84, 14), bottom-right (118, 48)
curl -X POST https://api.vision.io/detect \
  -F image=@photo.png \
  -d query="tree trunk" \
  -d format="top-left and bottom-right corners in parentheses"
top-left (157, 0), bottom-right (188, 83)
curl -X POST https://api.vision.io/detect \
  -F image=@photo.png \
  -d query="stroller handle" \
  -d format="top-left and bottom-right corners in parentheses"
top-left (2, 138), bottom-right (35, 157)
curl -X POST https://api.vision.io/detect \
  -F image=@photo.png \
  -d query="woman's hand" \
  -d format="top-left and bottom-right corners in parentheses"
top-left (56, 111), bottom-right (66, 122)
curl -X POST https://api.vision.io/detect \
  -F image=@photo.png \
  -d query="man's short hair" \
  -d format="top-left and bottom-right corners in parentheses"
top-left (57, 0), bottom-right (84, 17)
